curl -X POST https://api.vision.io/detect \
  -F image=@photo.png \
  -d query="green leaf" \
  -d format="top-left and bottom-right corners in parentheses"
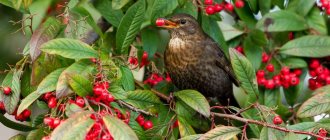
top-left (32, 114), bottom-right (45, 127)
top-left (116, 0), bottom-right (145, 54)
top-left (263, 88), bottom-right (280, 107)
top-left (229, 48), bottom-right (259, 97)
top-left (141, 29), bottom-right (160, 59)
top-left (297, 85), bottom-right (330, 118)
top-left (65, 103), bottom-right (84, 117)
top-left (233, 1), bottom-right (257, 28)
top-left (56, 60), bottom-right (95, 98)
top-left (128, 118), bottom-right (146, 140)
top-left (219, 22), bottom-right (244, 41)
top-left (317, 118), bottom-right (330, 130)
top-left (30, 17), bottom-right (62, 61)
top-left (94, 0), bottom-right (123, 27)
top-left (178, 116), bottom-right (195, 137)
top-left (40, 38), bottom-right (98, 60)
top-left (280, 35), bottom-right (330, 57)
top-left (307, 7), bottom-right (327, 35)
top-left (148, 0), bottom-right (178, 23)
top-left (199, 126), bottom-right (241, 140)
top-left (123, 90), bottom-right (161, 109)
top-left (51, 111), bottom-right (92, 140)
top-left (282, 58), bottom-right (307, 68)
top-left (179, 134), bottom-right (202, 140)
top-left (11, 0), bottom-right (22, 10)
top-left (112, 0), bottom-right (131, 9)
top-left (283, 132), bottom-right (298, 140)
top-left (0, 113), bottom-right (35, 132)
top-left (26, 128), bottom-right (45, 140)
top-left (287, 0), bottom-right (315, 16)
top-left (61, 118), bottom-right (94, 140)
top-left (36, 100), bottom-right (48, 109)
top-left (287, 122), bottom-right (317, 139)
top-left (17, 68), bottom-right (65, 115)
top-left (260, 127), bottom-right (284, 140)
top-left (256, 10), bottom-right (308, 32)
top-left (103, 115), bottom-right (139, 140)
top-left (68, 74), bottom-right (93, 97)
top-left (109, 84), bottom-right (128, 100)
top-left (72, 6), bottom-right (103, 37)
top-left (21, 67), bottom-right (36, 97)
top-left (9, 134), bottom-right (25, 140)
top-left (174, 1), bottom-right (197, 19)
top-left (174, 90), bottom-right (210, 117)
top-left (243, 29), bottom-right (266, 69)
top-left (2, 70), bottom-right (23, 114)
top-left (120, 66), bottom-right (135, 91)
top-left (258, 0), bottom-right (271, 15)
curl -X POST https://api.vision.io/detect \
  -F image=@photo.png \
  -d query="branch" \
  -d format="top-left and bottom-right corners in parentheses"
top-left (116, 100), bottom-right (155, 116)
top-left (212, 113), bottom-right (330, 140)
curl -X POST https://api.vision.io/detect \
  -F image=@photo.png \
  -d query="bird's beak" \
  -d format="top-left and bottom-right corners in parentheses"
top-left (156, 18), bottom-right (178, 29)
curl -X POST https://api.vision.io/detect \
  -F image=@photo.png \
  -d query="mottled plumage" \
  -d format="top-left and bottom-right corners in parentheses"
top-left (160, 14), bottom-right (239, 106)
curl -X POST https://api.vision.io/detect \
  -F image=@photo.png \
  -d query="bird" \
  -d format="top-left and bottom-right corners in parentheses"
top-left (157, 13), bottom-right (240, 107)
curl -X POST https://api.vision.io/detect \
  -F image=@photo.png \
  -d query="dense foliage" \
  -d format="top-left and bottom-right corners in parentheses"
top-left (1, 0), bottom-right (330, 140)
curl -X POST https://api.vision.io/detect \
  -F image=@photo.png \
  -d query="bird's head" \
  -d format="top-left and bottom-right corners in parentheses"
top-left (156, 14), bottom-right (204, 39)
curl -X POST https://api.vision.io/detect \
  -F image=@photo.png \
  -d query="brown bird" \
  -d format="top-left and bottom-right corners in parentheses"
top-left (158, 14), bottom-right (240, 107)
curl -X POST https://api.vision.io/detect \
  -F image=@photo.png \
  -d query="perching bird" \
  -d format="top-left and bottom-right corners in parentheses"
top-left (157, 14), bottom-right (240, 107)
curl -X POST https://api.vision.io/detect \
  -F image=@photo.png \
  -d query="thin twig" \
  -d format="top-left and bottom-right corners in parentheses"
top-left (116, 100), bottom-right (154, 116)
top-left (213, 113), bottom-right (330, 140)
top-left (135, 80), bottom-right (171, 101)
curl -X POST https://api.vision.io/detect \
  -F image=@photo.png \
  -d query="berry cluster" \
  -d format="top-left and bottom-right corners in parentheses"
top-left (87, 81), bottom-right (115, 104)
top-left (317, 128), bottom-right (328, 140)
top-left (135, 114), bottom-right (153, 130)
top-left (128, 52), bottom-right (149, 68)
top-left (257, 66), bottom-right (301, 89)
top-left (13, 109), bottom-right (31, 122)
top-left (272, 115), bottom-right (283, 125)
top-left (308, 59), bottom-right (330, 90)
top-left (86, 113), bottom-right (114, 140)
top-left (43, 117), bottom-right (63, 129)
top-left (204, 0), bottom-right (244, 15)
top-left (42, 92), bottom-right (58, 108)
top-left (319, 0), bottom-right (330, 15)
top-left (144, 73), bottom-right (172, 87)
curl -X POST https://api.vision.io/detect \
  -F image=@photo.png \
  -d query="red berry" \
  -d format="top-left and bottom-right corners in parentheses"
top-left (44, 117), bottom-right (54, 126)
top-left (257, 77), bottom-right (266, 86)
top-left (15, 114), bottom-right (25, 121)
top-left (136, 114), bottom-right (145, 123)
top-left (290, 77), bottom-right (299, 86)
top-left (165, 73), bottom-right (172, 82)
top-left (205, 5), bottom-right (215, 15)
top-left (101, 133), bottom-right (113, 140)
top-left (52, 118), bottom-right (61, 128)
top-left (256, 70), bottom-right (265, 78)
top-left (262, 53), bottom-right (270, 63)
top-left (43, 92), bottom-right (54, 101)
top-left (0, 101), bottom-right (4, 111)
top-left (310, 59), bottom-right (320, 69)
top-left (140, 52), bottom-right (149, 67)
top-left (316, 66), bottom-right (324, 75)
top-left (63, 16), bottom-right (69, 25)
top-left (293, 69), bottom-right (302, 76)
top-left (143, 120), bottom-right (153, 130)
top-left (48, 97), bottom-right (57, 108)
top-left (235, 45), bottom-right (244, 54)
top-left (288, 32), bottom-right (294, 40)
top-left (155, 18), bottom-right (165, 26)
top-left (309, 70), bottom-right (317, 77)
top-left (326, 76), bottom-right (330, 84)
top-left (235, 0), bottom-right (244, 8)
top-left (3, 87), bottom-right (11, 95)
top-left (265, 79), bottom-right (275, 89)
top-left (173, 120), bottom-right (179, 128)
top-left (75, 97), bottom-right (85, 108)
top-left (326, 7), bottom-right (330, 15)
top-left (224, 3), bottom-right (234, 12)
top-left (214, 3), bottom-right (223, 12)
top-left (128, 57), bottom-right (138, 65)
top-left (93, 86), bottom-right (104, 96)
top-left (204, 0), bottom-right (213, 5)
top-left (281, 66), bottom-right (290, 75)
top-left (273, 116), bottom-right (283, 125)
top-left (266, 64), bottom-right (274, 72)
top-left (90, 58), bottom-right (97, 63)
top-left (22, 109), bottom-right (31, 118)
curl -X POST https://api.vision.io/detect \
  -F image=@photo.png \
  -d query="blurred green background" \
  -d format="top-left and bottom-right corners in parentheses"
top-left (0, 5), bottom-right (28, 81)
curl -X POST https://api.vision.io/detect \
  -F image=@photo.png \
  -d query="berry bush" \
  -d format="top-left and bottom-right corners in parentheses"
top-left (1, 0), bottom-right (330, 140)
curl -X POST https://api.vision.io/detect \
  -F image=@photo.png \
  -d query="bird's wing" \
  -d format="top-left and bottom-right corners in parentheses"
top-left (205, 41), bottom-right (240, 87)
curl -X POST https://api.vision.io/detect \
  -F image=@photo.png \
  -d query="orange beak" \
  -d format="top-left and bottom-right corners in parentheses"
top-left (156, 18), bottom-right (178, 29)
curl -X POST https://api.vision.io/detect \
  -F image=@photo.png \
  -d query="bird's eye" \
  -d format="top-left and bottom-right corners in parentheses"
top-left (180, 19), bottom-right (186, 24)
